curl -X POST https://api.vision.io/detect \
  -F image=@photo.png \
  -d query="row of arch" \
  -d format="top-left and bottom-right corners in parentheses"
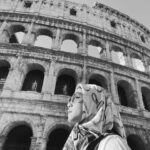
top-left (0, 60), bottom-right (150, 111)
top-left (1, 123), bottom-right (146, 150)
top-left (2, 124), bottom-right (70, 150)
top-left (1, 24), bottom-right (147, 72)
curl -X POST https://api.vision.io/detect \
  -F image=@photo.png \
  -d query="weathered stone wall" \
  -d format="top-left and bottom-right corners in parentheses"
top-left (0, 0), bottom-right (149, 150)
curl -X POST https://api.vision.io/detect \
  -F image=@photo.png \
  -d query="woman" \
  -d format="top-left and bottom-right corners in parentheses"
top-left (63, 84), bottom-right (131, 150)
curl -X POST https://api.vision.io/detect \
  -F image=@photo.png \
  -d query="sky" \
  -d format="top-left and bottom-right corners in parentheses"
top-left (69, 0), bottom-right (150, 30)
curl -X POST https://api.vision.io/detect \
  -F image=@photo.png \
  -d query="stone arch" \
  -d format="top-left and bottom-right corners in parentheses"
top-left (2, 123), bottom-right (33, 150)
top-left (117, 80), bottom-right (137, 108)
top-left (55, 68), bottom-right (77, 96)
top-left (141, 87), bottom-right (150, 111)
top-left (88, 40), bottom-right (103, 58)
top-left (26, 63), bottom-right (45, 73)
top-left (46, 124), bottom-right (71, 150)
top-left (61, 33), bottom-right (79, 53)
top-left (34, 28), bottom-right (53, 49)
top-left (0, 117), bottom-right (37, 137)
top-left (127, 134), bottom-right (146, 150)
top-left (0, 60), bottom-right (10, 90)
top-left (9, 24), bottom-right (26, 44)
top-left (88, 74), bottom-right (108, 89)
top-left (21, 63), bottom-right (45, 92)
top-left (130, 53), bottom-right (142, 60)
top-left (111, 45), bottom-right (126, 65)
top-left (131, 52), bottom-right (145, 72)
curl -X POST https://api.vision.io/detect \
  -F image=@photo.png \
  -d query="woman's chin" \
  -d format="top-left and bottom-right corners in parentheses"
top-left (68, 118), bottom-right (75, 123)
top-left (68, 116), bottom-right (81, 124)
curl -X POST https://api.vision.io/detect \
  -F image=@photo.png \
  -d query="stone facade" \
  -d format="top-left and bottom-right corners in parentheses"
top-left (0, 0), bottom-right (149, 150)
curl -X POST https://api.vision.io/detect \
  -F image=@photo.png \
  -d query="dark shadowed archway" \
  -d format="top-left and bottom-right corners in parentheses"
top-left (55, 74), bottom-right (76, 96)
top-left (88, 74), bottom-right (107, 89)
top-left (141, 87), bottom-right (150, 111)
top-left (117, 80), bottom-right (137, 108)
top-left (127, 134), bottom-right (146, 150)
top-left (55, 69), bottom-right (77, 96)
top-left (2, 125), bottom-right (33, 150)
top-left (22, 70), bottom-right (44, 92)
top-left (0, 61), bottom-right (10, 89)
top-left (46, 127), bottom-right (70, 150)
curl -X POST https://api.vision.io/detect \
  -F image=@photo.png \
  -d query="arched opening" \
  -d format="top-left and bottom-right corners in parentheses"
top-left (34, 29), bottom-right (53, 49)
top-left (46, 127), bottom-right (70, 150)
top-left (88, 40), bottom-right (102, 58)
top-left (117, 85), bottom-right (128, 106)
top-left (9, 25), bottom-right (25, 44)
top-left (55, 74), bottom-right (76, 96)
top-left (117, 80), bottom-right (137, 108)
top-left (127, 134), bottom-right (145, 150)
top-left (111, 46), bottom-right (125, 65)
top-left (131, 54), bottom-right (145, 72)
top-left (0, 61), bottom-right (10, 90)
top-left (141, 87), bottom-right (150, 111)
top-left (61, 34), bottom-right (78, 53)
top-left (2, 124), bottom-right (33, 150)
top-left (22, 70), bottom-right (44, 92)
top-left (88, 74), bottom-right (107, 89)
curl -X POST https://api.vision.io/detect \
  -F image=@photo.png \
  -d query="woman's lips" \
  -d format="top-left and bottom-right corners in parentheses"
top-left (68, 110), bottom-right (72, 113)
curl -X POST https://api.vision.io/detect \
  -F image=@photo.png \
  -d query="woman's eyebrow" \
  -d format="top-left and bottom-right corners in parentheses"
top-left (75, 92), bottom-right (82, 96)
top-left (68, 97), bottom-right (71, 102)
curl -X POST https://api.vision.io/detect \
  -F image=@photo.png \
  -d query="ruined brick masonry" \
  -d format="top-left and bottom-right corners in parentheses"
top-left (0, 0), bottom-right (149, 150)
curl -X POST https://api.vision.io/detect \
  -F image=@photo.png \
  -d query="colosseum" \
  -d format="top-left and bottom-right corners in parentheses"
top-left (0, 0), bottom-right (149, 150)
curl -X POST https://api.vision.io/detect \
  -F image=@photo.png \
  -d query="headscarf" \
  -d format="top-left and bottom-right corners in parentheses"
top-left (63, 84), bottom-right (126, 150)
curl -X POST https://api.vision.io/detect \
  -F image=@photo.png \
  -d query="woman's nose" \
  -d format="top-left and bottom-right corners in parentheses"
top-left (67, 102), bottom-right (72, 108)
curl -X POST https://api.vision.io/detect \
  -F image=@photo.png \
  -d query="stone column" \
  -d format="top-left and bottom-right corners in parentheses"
top-left (0, 135), bottom-right (6, 150)
top-left (78, 30), bottom-right (87, 55)
top-left (33, 0), bottom-right (43, 13)
top-left (48, 58), bottom-right (57, 95)
top-left (2, 66), bottom-right (12, 91)
top-left (143, 56), bottom-right (149, 73)
top-left (83, 30), bottom-right (87, 55)
top-left (117, 23), bottom-right (122, 36)
top-left (30, 137), bottom-right (37, 150)
top-left (105, 40), bottom-right (111, 60)
top-left (12, 0), bottom-right (19, 11)
top-left (22, 22), bottom-right (36, 46)
top-left (3, 55), bottom-right (26, 92)
top-left (0, 21), bottom-right (9, 43)
top-left (36, 137), bottom-right (47, 150)
top-left (42, 70), bottom-right (49, 93)
top-left (0, 21), bottom-right (7, 34)
top-left (135, 78), bottom-right (145, 110)
top-left (41, 64), bottom-right (52, 100)
top-left (126, 50), bottom-right (132, 68)
top-left (52, 28), bottom-right (61, 50)
top-left (110, 71), bottom-right (119, 104)
top-left (81, 60), bottom-right (87, 84)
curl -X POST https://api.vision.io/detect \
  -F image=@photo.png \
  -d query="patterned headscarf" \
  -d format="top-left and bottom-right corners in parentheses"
top-left (63, 84), bottom-right (126, 150)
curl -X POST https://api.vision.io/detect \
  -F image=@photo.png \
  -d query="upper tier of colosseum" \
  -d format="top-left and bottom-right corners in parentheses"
top-left (0, 0), bottom-right (150, 49)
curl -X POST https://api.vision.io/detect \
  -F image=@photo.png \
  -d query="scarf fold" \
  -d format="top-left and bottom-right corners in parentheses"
top-left (63, 84), bottom-right (126, 150)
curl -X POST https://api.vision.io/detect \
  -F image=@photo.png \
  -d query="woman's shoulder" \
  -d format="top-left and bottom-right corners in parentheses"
top-left (97, 134), bottom-right (131, 150)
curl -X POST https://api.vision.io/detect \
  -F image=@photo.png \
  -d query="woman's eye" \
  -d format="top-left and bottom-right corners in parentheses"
top-left (75, 96), bottom-right (80, 99)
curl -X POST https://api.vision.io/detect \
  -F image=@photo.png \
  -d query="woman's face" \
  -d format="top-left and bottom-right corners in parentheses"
top-left (67, 91), bottom-right (83, 123)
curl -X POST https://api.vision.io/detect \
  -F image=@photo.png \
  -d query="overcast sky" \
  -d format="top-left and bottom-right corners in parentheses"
top-left (70, 0), bottom-right (150, 30)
